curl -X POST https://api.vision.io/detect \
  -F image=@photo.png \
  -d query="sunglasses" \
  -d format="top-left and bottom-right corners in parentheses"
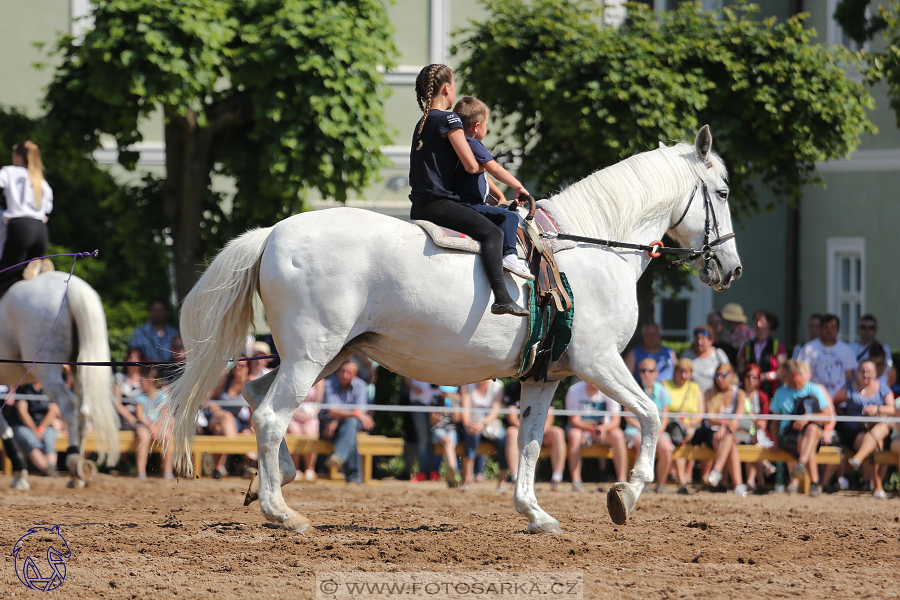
top-left (694, 329), bottom-right (711, 336)
top-left (714, 372), bottom-right (731, 379)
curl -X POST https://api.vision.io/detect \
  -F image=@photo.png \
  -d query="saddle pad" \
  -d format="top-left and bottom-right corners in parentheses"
top-left (413, 220), bottom-right (482, 254)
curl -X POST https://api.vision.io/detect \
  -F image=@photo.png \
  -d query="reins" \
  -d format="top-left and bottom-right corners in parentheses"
top-left (540, 180), bottom-right (735, 274)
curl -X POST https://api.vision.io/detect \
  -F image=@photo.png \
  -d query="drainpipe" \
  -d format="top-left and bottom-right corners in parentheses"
top-left (785, 0), bottom-right (803, 348)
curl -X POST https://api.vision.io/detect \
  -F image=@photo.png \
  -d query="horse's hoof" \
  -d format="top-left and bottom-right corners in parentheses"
top-left (243, 470), bottom-right (259, 506)
top-left (77, 459), bottom-right (96, 482)
top-left (527, 518), bottom-right (563, 534)
top-left (10, 470), bottom-right (30, 491)
top-left (282, 515), bottom-right (310, 533)
top-left (607, 483), bottom-right (630, 525)
top-left (66, 478), bottom-right (87, 489)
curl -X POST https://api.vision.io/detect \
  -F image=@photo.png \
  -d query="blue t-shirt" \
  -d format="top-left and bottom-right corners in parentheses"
top-left (842, 381), bottom-right (891, 429)
top-left (320, 374), bottom-right (368, 422)
top-left (454, 137), bottom-right (494, 204)
top-left (409, 109), bottom-right (464, 202)
top-left (631, 345), bottom-right (678, 382)
top-left (770, 382), bottom-right (830, 435)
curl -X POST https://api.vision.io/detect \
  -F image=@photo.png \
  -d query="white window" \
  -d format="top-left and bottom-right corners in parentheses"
top-left (653, 280), bottom-right (713, 342)
top-left (826, 237), bottom-right (865, 342)
top-left (70, 0), bottom-right (94, 40)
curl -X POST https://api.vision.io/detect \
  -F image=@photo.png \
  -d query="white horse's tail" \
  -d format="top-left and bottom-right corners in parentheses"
top-left (162, 226), bottom-right (274, 476)
top-left (67, 277), bottom-right (119, 466)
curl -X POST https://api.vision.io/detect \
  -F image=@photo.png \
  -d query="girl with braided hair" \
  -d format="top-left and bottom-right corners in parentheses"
top-left (408, 64), bottom-right (528, 317)
top-left (0, 140), bottom-right (54, 294)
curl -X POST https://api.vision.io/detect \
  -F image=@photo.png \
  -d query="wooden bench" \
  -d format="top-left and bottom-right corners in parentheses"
top-left (440, 440), bottom-right (897, 494)
top-left (0, 431), bottom-right (403, 484)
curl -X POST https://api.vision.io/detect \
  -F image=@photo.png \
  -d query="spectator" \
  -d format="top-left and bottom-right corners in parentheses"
top-left (697, 364), bottom-right (748, 497)
top-left (707, 310), bottom-right (737, 366)
top-left (738, 364), bottom-right (775, 493)
top-left (792, 313), bottom-right (823, 359)
top-left (722, 302), bottom-right (753, 348)
top-left (832, 360), bottom-right (895, 499)
top-left (204, 357), bottom-right (251, 478)
top-left (624, 322), bottom-right (678, 382)
top-left (503, 381), bottom-right (566, 492)
top-left (288, 380), bottom-right (325, 482)
top-left (849, 315), bottom-right (893, 382)
top-left (663, 358), bottom-right (704, 494)
top-left (737, 310), bottom-right (787, 399)
top-left (796, 313), bottom-right (856, 398)
top-left (430, 386), bottom-right (461, 488)
top-left (247, 341), bottom-right (272, 380)
top-left (565, 380), bottom-right (627, 491)
top-left (460, 380), bottom-right (508, 490)
top-left (128, 298), bottom-right (180, 363)
top-left (133, 367), bottom-right (174, 479)
top-left (158, 336), bottom-right (186, 384)
top-left (3, 382), bottom-right (60, 477)
top-left (681, 325), bottom-right (731, 393)
top-left (321, 360), bottom-right (373, 484)
top-left (405, 379), bottom-right (439, 482)
top-left (623, 358), bottom-right (674, 494)
top-left (114, 347), bottom-right (145, 429)
top-left (769, 360), bottom-right (836, 497)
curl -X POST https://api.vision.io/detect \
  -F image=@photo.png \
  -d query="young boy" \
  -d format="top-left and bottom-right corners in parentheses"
top-left (451, 96), bottom-right (532, 280)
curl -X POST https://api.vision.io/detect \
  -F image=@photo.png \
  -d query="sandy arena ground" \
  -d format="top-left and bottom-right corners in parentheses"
top-left (1, 474), bottom-right (898, 599)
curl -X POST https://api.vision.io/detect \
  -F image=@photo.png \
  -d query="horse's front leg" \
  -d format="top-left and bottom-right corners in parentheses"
top-left (514, 381), bottom-right (563, 534)
top-left (575, 348), bottom-right (659, 525)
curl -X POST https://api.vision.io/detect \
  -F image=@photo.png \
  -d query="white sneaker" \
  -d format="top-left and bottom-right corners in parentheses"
top-left (502, 254), bottom-right (535, 280)
top-left (704, 469), bottom-right (723, 487)
top-left (838, 476), bottom-right (850, 491)
top-left (733, 484), bottom-right (749, 497)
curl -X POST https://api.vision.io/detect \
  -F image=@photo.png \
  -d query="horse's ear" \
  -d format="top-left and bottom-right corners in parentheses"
top-left (658, 141), bottom-right (665, 149)
top-left (694, 125), bottom-right (712, 161)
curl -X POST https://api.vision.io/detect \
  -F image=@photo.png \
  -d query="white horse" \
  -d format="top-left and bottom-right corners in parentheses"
top-left (162, 126), bottom-right (741, 532)
top-left (0, 272), bottom-right (119, 488)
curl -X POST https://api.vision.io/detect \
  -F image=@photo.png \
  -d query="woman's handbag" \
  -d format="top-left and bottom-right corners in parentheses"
top-left (482, 419), bottom-right (504, 441)
top-left (666, 420), bottom-right (687, 446)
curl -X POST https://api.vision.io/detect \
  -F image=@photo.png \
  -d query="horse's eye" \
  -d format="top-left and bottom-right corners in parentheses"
top-left (716, 189), bottom-right (729, 201)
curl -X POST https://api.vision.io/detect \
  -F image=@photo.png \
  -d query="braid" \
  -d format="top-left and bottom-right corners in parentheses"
top-left (415, 65), bottom-right (439, 151)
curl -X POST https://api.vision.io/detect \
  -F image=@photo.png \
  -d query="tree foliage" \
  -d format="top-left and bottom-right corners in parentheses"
top-left (455, 0), bottom-right (876, 217)
top-left (835, 0), bottom-right (900, 128)
top-left (42, 0), bottom-right (397, 299)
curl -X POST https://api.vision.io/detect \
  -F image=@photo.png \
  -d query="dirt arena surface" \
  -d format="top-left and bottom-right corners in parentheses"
top-left (1, 474), bottom-right (898, 599)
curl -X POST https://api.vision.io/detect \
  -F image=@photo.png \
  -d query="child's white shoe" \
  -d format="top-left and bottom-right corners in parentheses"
top-left (502, 254), bottom-right (534, 280)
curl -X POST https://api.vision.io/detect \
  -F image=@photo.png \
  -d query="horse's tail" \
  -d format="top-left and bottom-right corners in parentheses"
top-left (67, 276), bottom-right (120, 466)
top-left (162, 226), bottom-right (274, 476)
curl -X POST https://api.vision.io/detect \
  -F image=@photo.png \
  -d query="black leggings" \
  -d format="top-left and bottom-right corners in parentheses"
top-left (411, 198), bottom-right (512, 304)
top-left (0, 217), bottom-right (48, 294)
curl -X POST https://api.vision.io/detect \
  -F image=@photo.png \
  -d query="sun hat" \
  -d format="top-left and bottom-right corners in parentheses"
top-left (721, 302), bottom-right (747, 324)
top-left (251, 340), bottom-right (271, 356)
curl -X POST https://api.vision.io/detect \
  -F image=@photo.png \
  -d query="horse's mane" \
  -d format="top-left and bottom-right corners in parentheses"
top-left (549, 142), bottom-right (728, 240)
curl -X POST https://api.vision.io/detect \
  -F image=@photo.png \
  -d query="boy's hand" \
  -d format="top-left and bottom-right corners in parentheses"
top-left (513, 187), bottom-right (530, 200)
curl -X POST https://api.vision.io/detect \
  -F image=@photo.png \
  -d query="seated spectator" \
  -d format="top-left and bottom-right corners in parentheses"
top-left (503, 381), bottom-right (566, 492)
top-left (288, 380), bottom-right (325, 482)
top-left (565, 380), bottom-right (627, 491)
top-left (128, 298), bottom-right (180, 363)
top-left (681, 325), bottom-right (731, 394)
top-left (321, 360), bottom-right (373, 484)
top-left (832, 360), bottom-right (895, 499)
top-left (623, 358), bottom-right (673, 493)
top-left (663, 359), bottom-right (704, 493)
top-left (247, 341), bottom-right (272, 381)
top-left (113, 347), bottom-right (146, 429)
top-left (737, 364), bottom-right (775, 494)
top-left (849, 315), bottom-right (893, 384)
top-left (134, 367), bottom-right (174, 479)
top-left (430, 386), bottom-right (461, 488)
top-left (460, 379), bottom-right (508, 490)
top-left (405, 379), bottom-right (439, 482)
top-left (203, 356), bottom-right (251, 478)
top-left (791, 313), bottom-right (822, 359)
top-left (707, 310), bottom-right (737, 366)
top-left (159, 336), bottom-right (186, 384)
top-left (737, 310), bottom-right (786, 399)
top-left (722, 302), bottom-right (753, 348)
top-left (696, 364), bottom-right (748, 497)
top-left (624, 322), bottom-right (678, 382)
top-left (769, 360), bottom-right (835, 497)
top-left (4, 382), bottom-right (60, 476)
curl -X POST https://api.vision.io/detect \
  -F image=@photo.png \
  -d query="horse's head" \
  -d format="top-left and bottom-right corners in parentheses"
top-left (666, 126), bottom-right (742, 291)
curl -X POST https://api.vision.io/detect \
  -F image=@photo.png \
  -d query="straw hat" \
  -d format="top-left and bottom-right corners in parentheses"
top-left (251, 340), bottom-right (271, 356)
top-left (721, 302), bottom-right (747, 323)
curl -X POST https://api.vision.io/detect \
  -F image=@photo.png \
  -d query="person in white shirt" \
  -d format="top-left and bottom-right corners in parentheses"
top-left (796, 314), bottom-right (856, 398)
top-left (0, 140), bottom-right (54, 294)
top-left (848, 314), bottom-right (893, 385)
top-left (791, 313), bottom-right (822, 360)
top-left (565, 380), bottom-right (627, 491)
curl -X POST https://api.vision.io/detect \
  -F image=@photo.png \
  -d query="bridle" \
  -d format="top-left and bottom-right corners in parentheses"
top-left (542, 175), bottom-right (736, 270)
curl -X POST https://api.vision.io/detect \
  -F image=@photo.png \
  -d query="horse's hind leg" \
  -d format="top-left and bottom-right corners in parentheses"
top-left (514, 381), bottom-right (563, 534)
top-left (31, 365), bottom-right (90, 488)
top-left (251, 360), bottom-right (321, 531)
top-left (242, 367), bottom-right (297, 506)
top-left (575, 348), bottom-right (659, 525)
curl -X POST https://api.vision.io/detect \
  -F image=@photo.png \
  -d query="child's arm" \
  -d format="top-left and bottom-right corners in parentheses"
top-left (447, 129), bottom-right (481, 174)
top-left (486, 177), bottom-right (505, 206)
top-left (483, 159), bottom-right (529, 199)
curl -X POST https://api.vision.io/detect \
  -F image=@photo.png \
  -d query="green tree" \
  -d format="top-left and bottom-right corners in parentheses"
top-left (834, 0), bottom-right (900, 127)
top-left (43, 0), bottom-right (397, 300)
top-left (456, 0), bottom-right (876, 217)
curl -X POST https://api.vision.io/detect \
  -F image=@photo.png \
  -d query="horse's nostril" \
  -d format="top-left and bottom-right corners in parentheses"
top-left (731, 266), bottom-right (742, 280)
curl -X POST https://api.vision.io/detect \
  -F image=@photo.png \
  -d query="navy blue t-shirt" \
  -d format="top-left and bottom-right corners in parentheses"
top-left (454, 137), bottom-right (494, 204)
top-left (409, 109), bottom-right (464, 202)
